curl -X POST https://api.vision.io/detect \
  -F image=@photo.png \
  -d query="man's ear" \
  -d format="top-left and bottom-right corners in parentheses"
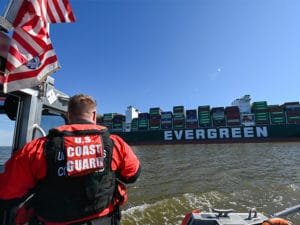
top-left (66, 112), bottom-right (71, 124)
top-left (92, 111), bottom-right (97, 123)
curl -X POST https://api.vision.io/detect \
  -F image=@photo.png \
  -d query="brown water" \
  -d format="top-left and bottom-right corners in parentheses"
top-left (1, 143), bottom-right (299, 224)
top-left (121, 142), bottom-right (300, 225)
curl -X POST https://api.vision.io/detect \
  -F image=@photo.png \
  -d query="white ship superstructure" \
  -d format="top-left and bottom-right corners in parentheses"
top-left (125, 105), bottom-right (140, 131)
top-left (232, 95), bottom-right (255, 126)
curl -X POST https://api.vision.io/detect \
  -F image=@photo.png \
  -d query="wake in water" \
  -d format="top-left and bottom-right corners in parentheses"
top-left (121, 192), bottom-right (222, 225)
top-left (121, 184), bottom-right (300, 225)
top-left (125, 143), bottom-right (300, 225)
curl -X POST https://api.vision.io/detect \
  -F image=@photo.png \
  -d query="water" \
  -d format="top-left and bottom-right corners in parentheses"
top-left (122, 142), bottom-right (300, 225)
top-left (0, 146), bottom-right (11, 165)
top-left (1, 143), bottom-right (300, 224)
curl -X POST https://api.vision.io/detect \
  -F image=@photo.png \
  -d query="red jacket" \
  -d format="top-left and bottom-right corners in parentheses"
top-left (0, 124), bottom-right (141, 225)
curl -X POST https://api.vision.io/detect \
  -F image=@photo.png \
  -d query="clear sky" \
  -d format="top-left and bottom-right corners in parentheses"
top-left (3, 0), bottom-right (300, 114)
top-left (1, 0), bottom-right (300, 146)
top-left (48, 0), bottom-right (300, 115)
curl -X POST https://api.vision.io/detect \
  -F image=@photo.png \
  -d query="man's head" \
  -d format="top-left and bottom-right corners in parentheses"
top-left (67, 94), bottom-right (97, 124)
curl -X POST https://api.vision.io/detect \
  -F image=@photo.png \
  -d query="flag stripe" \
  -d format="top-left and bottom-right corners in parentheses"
top-left (3, 46), bottom-right (60, 92)
top-left (50, 0), bottom-right (75, 23)
top-left (4, 0), bottom-right (76, 93)
top-left (6, 47), bottom-right (26, 71)
top-left (6, 53), bottom-right (58, 81)
top-left (4, 59), bottom-right (60, 92)
top-left (14, 28), bottom-right (43, 55)
top-left (6, 30), bottom-right (41, 71)
top-left (46, 0), bottom-right (58, 23)
top-left (63, 0), bottom-right (76, 22)
top-left (36, 0), bottom-right (48, 22)
top-left (14, 0), bottom-right (75, 26)
top-left (35, 0), bottom-right (76, 23)
top-left (13, 0), bottom-right (28, 27)
top-left (48, 0), bottom-right (65, 23)
top-left (6, 20), bottom-right (50, 72)
top-left (21, 16), bottom-right (49, 46)
top-left (53, 0), bottom-right (69, 22)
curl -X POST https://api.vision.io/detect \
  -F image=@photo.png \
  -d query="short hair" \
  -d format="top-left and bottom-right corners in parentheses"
top-left (68, 94), bottom-right (97, 116)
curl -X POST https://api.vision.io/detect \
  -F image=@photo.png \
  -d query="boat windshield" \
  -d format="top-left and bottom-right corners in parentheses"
top-left (40, 109), bottom-right (66, 135)
top-left (0, 96), bottom-right (67, 172)
top-left (0, 96), bottom-right (15, 171)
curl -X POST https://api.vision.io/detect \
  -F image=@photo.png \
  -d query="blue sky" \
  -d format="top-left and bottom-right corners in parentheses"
top-left (50, 0), bottom-right (299, 115)
top-left (1, 0), bottom-right (300, 146)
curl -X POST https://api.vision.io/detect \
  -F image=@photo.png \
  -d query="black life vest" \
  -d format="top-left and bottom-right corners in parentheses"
top-left (33, 125), bottom-right (116, 222)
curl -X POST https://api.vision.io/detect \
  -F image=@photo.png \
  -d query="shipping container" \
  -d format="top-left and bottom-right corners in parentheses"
top-left (103, 113), bottom-right (116, 120)
top-left (102, 113), bottom-right (117, 130)
top-left (172, 106), bottom-right (185, 129)
top-left (88, 95), bottom-right (300, 145)
top-left (148, 107), bottom-right (162, 130)
top-left (150, 107), bottom-right (163, 115)
top-left (138, 113), bottom-right (149, 130)
top-left (282, 102), bottom-right (300, 111)
top-left (286, 108), bottom-right (300, 124)
top-left (211, 107), bottom-right (225, 117)
top-left (225, 106), bottom-right (241, 126)
top-left (185, 109), bottom-right (198, 128)
top-left (211, 107), bottom-right (225, 126)
top-left (271, 117), bottom-right (286, 124)
top-left (225, 106), bottom-right (240, 114)
top-left (149, 117), bottom-right (161, 130)
top-left (173, 105), bottom-right (185, 114)
top-left (112, 114), bottom-right (125, 131)
top-left (161, 111), bottom-right (173, 129)
top-left (252, 101), bottom-right (268, 111)
top-left (198, 105), bottom-right (211, 127)
top-left (161, 111), bottom-right (173, 119)
top-left (268, 105), bottom-right (285, 124)
top-left (173, 118), bottom-right (185, 129)
top-left (131, 118), bottom-right (138, 131)
top-left (105, 98), bottom-right (300, 134)
top-left (254, 111), bottom-right (269, 124)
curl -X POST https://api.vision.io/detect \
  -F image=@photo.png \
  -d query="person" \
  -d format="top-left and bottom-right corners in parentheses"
top-left (0, 94), bottom-right (141, 225)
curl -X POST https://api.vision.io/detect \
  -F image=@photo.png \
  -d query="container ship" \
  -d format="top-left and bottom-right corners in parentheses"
top-left (97, 95), bottom-right (300, 145)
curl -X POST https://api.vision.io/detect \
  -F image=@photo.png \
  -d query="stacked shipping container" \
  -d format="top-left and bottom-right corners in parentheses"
top-left (198, 106), bottom-right (211, 127)
top-left (138, 113), bottom-right (149, 130)
top-left (252, 101), bottom-right (269, 124)
top-left (269, 105), bottom-right (285, 124)
top-left (173, 106), bottom-right (185, 129)
top-left (161, 111), bottom-right (173, 129)
top-left (131, 118), bottom-right (138, 131)
top-left (225, 106), bottom-right (241, 126)
top-left (284, 102), bottom-right (300, 124)
top-left (211, 107), bottom-right (226, 127)
top-left (102, 113), bottom-right (116, 130)
top-left (149, 107), bottom-right (162, 130)
top-left (112, 114), bottom-right (125, 131)
top-left (99, 99), bottom-right (300, 132)
top-left (185, 109), bottom-right (198, 128)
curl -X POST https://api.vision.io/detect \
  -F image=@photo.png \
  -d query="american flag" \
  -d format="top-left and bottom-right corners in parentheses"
top-left (3, 37), bottom-right (60, 92)
top-left (13, 0), bottom-right (76, 26)
top-left (2, 0), bottom-right (75, 93)
top-left (0, 32), bottom-right (10, 74)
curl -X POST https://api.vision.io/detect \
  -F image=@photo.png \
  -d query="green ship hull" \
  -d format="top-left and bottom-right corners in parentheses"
top-left (112, 124), bottom-right (300, 145)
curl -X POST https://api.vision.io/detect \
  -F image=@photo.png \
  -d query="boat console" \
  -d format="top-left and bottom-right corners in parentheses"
top-left (182, 208), bottom-right (268, 225)
top-left (0, 77), bottom-right (69, 225)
